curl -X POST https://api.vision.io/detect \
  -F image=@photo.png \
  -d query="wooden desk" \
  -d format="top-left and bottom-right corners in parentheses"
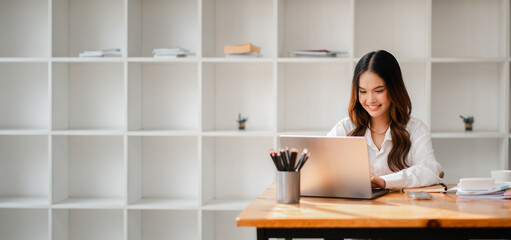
top-left (237, 184), bottom-right (511, 240)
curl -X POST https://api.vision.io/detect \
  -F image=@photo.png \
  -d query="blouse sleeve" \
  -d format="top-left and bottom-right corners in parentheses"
top-left (380, 121), bottom-right (444, 190)
top-left (327, 118), bottom-right (351, 137)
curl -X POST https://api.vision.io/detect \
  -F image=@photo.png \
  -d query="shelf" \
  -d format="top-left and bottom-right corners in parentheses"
top-left (127, 57), bottom-right (198, 63)
top-left (52, 198), bottom-right (124, 209)
top-left (53, 209), bottom-right (123, 240)
top-left (128, 136), bottom-right (199, 205)
top-left (52, 62), bottom-right (125, 130)
top-left (201, 199), bottom-right (252, 211)
top-left (0, 0), bottom-right (49, 57)
top-left (277, 57), bottom-right (352, 63)
top-left (51, 57), bottom-right (124, 63)
top-left (128, 0), bottom-right (198, 57)
top-left (202, 62), bottom-right (274, 131)
top-left (433, 138), bottom-right (502, 183)
top-left (128, 130), bottom-right (200, 136)
top-left (201, 131), bottom-right (275, 137)
top-left (0, 58), bottom-right (50, 62)
top-left (201, 58), bottom-right (274, 63)
top-left (52, 136), bottom-right (124, 203)
top-left (203, 0), bottom-right (275, 58)
top-left (355, 0), bottom-right (428, 58)
top-left (128, 62), bottom-right (199, 131)
top-left (0, 209), bottom-right (48, 240)
top-left (51, 130), bottom-right (124, 136)
top-left (277, 62), bottom-right (350, 132)
top-left (431, 62), bottom-right (505, 133)
top-left (278, 0), bottom-right (351, 58)
top-left (202, 137), bottom-right (274, 206)
top-left (432, 0), bottom-right (506, 58)
top-left (128, 198), bottom-right (199, 210)
top-left (432, 132), bottom-right (505, 139)
top-left (0, 136), bottom-right (49, 201)
top-left (202, 211), bottom-right (255, 240)
top-left (0, 197), bottom-right (49, 209)
top-left (0, 129), bottom-right (49, 135)
top-left (430, 57), bottom-right (508, 63)
top-left (0, 63), bottom-right (49, 130)
top-left (128, 210), bottom-right (199, 240)
top-left (52, 0), bottom-right (125, 57)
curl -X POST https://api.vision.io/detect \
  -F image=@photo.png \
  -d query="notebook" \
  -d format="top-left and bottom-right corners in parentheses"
top-left (279, 135), bottom-right (389, 199)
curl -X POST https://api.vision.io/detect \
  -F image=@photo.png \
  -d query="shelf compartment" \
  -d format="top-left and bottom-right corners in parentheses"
top-left (0, 136), bottom-right (48, 206)
top-left (0, 63), bottom-right (49, 130)
top-left (52, 136), bottom-right (124, 208)
top-left (277, 62), bottom-right (350, 132)
top-left (432, 0), bottom-right (506, 58)
top-left (52, 63), bottom-right (124, 131)
top-left (202, 210), bottom-right (255, 240)
top-left (400, 62), bottom-right (428, 122)
top-left (355, 0), bottom-right (428, 58)
top-left (202, 62), bottom-right (274, 131)
top-left (128, 210), bottom-right (199, 240)
top-left (278, 0), bottom-right (351, 58)
top-left (53, 209), bottom-right (123, 240)
top-left (52, 0), bottom-right (125, 57)
top-left (433, 138), bottom-right (503, 184)
top-left (0, 0), bottom-right (49, 57)
top-left (0, 209), bottom-right (48, 240)
top-left (127, 0), bottom-right (198, 57)
top-left (127, 136), bottom-right (199, 208)
top-left (128, 63), bottom-right (199, 131)
top-left (202, 0), bottom-right (275, 58)
top-left (431, 62), bottom-right (505, 132)
top-left (202, 136), bottom-right (274, 206)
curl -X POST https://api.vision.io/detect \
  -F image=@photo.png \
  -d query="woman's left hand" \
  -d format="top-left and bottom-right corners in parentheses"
top-left (370, 174), bottom-right (386, 189)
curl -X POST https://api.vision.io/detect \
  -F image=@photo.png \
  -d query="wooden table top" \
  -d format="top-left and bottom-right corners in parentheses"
top-left (237, 183), bottom-right (511, 228)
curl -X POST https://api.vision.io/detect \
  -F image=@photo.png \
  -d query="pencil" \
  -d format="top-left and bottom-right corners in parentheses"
top-left (269, 150), bottom-right (279, 170)
top-left (295, 149), bottom-right (308, 171)
top-left (279, 148), bottom-right (289, 171)
top-left (289, 148), bottom-right (298, 171)
top-left (276, 152), bottom-right (283, 171)
top-left (297, 152), bottom-right (310, 171)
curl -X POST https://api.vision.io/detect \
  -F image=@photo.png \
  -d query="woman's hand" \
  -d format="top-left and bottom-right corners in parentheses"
top-left (370, 174), bottom-right (386, 189)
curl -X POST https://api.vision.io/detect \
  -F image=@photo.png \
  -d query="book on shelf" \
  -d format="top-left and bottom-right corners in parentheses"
top-left (225, 52), bottom-right (260, 58)
top-left (224, 43), bottom-right (260, 54)
top-left (152, 47), bottom-right (194, 58)
top-left (79, 48), bottom-right (122, 57)
top-left (290, 49), bottom-right (348, 58)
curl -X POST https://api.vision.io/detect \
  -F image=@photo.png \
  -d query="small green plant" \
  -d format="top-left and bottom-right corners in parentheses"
top-left (460, 115), bottom-right (474, 131)
top-left (237, 113), bottom-right (248, 130)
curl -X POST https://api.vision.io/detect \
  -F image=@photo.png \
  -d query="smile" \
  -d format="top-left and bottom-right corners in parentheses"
top-left (367, 105), bottom-right (381, 111)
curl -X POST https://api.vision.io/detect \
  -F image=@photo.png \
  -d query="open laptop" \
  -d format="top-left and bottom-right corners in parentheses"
top-left (279, 135), bottom-right (389, 199)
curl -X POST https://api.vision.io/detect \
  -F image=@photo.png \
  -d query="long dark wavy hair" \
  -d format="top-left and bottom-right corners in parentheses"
top-left (348, 50), bottom-right (412, 172)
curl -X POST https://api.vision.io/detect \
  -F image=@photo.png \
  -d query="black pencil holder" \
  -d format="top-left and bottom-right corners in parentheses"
top-left (276, 171), bottom-right (300, 204)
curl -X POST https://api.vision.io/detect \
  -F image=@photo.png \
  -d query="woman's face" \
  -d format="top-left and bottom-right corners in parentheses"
top-left (358, 71), bottom-right (391, 120)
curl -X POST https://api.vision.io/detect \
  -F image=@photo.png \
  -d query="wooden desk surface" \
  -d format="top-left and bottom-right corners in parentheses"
top-left (237, 183), bottom-right (511, 228)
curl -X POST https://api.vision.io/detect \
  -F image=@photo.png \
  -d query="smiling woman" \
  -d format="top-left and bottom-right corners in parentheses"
top-left (327, 50), bottom-right (443, 191)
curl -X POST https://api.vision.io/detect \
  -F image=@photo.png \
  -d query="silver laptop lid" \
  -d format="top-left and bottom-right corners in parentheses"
top-left (279, 135), bottom-right (373, 199)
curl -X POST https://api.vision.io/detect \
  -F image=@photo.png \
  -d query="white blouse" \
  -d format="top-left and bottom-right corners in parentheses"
top-left (327, 117), bottom-right (443, 190)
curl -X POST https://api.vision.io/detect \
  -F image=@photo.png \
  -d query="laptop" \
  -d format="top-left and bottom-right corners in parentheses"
top-left (279, 135), bottom-right (389, 199)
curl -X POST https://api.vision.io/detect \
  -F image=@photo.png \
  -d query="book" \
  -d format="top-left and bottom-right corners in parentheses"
top-left (291, 49), bottom-right (348, 58)
top-left (403, 183), bottom-right (454, 193)
top-left (224, 43), bottom-right (260, 54)
top-left (79, 48), bottom-right (122, 57)
top-left (225, 52), bottom-right (260, 58)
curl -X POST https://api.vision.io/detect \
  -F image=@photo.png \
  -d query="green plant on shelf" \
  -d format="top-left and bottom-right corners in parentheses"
top-left (460, 115), bottom-right (474, 131)
top-left (237, 113), bottom-right (248, 130)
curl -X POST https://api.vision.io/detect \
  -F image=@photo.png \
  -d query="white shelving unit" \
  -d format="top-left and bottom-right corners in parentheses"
top-left (0, 0), bottom-right (510, 240)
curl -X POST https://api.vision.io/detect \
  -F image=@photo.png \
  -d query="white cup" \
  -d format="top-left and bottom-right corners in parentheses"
top-left (491, 170), bottom-right (511, 182)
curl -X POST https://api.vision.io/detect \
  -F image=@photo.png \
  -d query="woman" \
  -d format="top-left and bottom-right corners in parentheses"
top-left (327, 50), bottom-right (443, 190)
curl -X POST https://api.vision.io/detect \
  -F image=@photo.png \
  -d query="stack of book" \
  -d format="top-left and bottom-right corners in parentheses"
top-left (224, 43), bottom-right (260, 58)
top-left (79, 48), bottom-right (122, 57)
top-left (455, 178), bottom-right (511, 199)
top-left (290, 49), bottom-right (348, 58)
top-left (152, 48), bottom-right (195, 58)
